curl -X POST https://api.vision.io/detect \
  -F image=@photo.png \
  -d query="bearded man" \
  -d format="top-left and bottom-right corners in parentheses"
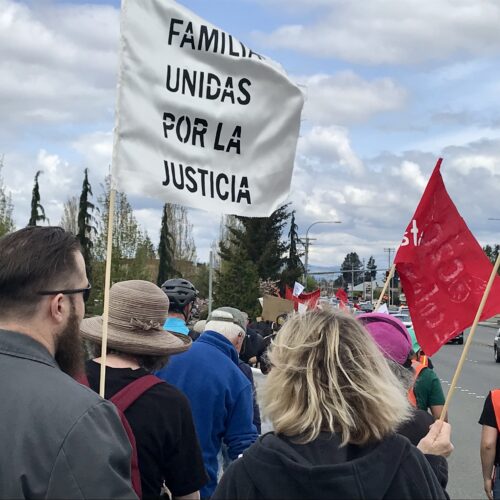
top-left (0, 226), bottom-right (136, 499)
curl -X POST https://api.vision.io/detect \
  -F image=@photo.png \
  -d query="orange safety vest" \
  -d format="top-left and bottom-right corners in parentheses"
top-left (407, 358), bottom-right (429, 407)
top-left (491, 390), bottom-right (500, 430)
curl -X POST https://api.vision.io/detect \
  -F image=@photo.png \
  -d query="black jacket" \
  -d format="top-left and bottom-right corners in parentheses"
top-left (213, 432), bottom-right (448, 500)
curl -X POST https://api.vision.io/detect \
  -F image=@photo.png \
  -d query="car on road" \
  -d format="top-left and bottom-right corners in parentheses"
top-left (390, 312), bottom-right (412, 329)
top-left (447, 332), bottom-right (464, 345)
top-left (494, 329), bottom-right (500, 362)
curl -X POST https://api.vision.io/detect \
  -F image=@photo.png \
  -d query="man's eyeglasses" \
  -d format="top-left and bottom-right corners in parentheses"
top-left (37, 284), bottom-right (92, 303)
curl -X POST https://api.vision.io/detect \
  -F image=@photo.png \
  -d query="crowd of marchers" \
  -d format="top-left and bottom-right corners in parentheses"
top-left (0, 226), bottom-right (497, 500)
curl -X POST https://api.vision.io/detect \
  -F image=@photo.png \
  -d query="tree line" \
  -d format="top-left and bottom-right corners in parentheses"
top-left (0, 165), bottom-right (307, 317)
top-left (3, 161), bottom-right (499, 318)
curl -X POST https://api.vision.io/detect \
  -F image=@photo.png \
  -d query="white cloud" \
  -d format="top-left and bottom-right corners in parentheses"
top-left (289, 135), bottom-right (500, 268)
top-left (4, 149), bottom-right (80, 227)
top-left (253, 0), bottom-right (500, 65)
top-left (391, 161), bottom-right (427, 190)
top-left (72, 131), bottom-right (113, 175)
top-left (0, 0), bottom-right (118, 137)
top-left (298, 126), bottom-right (364, 176)
top-left (299, 72), bottom-right (406, 125)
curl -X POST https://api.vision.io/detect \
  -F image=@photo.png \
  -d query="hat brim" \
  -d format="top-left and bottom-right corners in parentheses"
top-left (80, 316), bottom-right (191, 356)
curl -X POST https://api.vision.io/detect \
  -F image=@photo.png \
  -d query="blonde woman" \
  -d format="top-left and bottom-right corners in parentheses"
top-left (213, 310), bottom-right (451, 500)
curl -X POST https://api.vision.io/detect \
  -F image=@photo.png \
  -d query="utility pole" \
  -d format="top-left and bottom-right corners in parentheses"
top-left (302, 220), bottom-right (342, 285)
top-left (384, 247), bottom-right (395, 306)
top-left (362, 258), bottom-right (366, 300)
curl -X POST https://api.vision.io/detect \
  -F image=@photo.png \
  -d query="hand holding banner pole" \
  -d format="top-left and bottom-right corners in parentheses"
top-left (374, 264), bottom-right (396, 311)
top-left (439, 252), bottom-right (500, 421)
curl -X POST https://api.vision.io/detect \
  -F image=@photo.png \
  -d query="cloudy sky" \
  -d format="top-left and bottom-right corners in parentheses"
top-left (2, 0), bottom-right (500, 273)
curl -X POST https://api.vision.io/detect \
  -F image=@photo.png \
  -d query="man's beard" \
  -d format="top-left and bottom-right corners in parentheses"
top-left (55, 301), bottom-right (84, 377)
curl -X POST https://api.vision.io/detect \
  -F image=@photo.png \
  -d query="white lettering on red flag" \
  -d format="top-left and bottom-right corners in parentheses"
top-left (112, 0), bottom-right (304, 216)
top-left (394, 158), bottom-right (500, 355)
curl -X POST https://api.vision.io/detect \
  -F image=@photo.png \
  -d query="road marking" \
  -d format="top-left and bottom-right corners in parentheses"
top-left (461, 389), bottom-right (468, 392)
top-left (477, 396), bottom-right (486, 399)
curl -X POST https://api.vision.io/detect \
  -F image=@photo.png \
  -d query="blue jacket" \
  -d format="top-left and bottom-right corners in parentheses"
top-left (156, 330), bottom-right (257, 498)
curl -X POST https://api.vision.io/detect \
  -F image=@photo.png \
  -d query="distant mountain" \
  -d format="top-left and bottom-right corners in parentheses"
top-left (308, 264), bottom-right (341, 277)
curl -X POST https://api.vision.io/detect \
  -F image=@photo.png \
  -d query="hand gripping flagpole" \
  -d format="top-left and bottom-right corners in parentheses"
top-left (439, 252), bottom-right (500, 421)
top-left (374, 264), bottom-right (396, 311)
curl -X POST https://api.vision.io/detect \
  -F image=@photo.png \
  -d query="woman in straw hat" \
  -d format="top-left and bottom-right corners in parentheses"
top-left (213, 309), bottom-right (452, 500)
top-left (81, 280), bottom-right (207, 499)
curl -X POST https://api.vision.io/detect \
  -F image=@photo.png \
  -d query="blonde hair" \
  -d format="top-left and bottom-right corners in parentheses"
top-left (262, 310), bottom-right (411, 445)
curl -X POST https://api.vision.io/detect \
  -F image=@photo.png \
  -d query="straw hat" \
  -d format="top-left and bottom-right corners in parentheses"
top-left (81, 280), bottom-right (191, 356)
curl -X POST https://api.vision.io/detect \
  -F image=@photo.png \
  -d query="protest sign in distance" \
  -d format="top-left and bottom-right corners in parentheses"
top-left (262, 295), bottom-right (294, 322)
top-left (112, 0), bottom-right (304, 217)
top-left (395, 158), bottom-right (500, 356)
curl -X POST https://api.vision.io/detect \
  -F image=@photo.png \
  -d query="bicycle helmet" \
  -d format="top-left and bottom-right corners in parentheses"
top-left (161, 278), bottom-right (198, 312)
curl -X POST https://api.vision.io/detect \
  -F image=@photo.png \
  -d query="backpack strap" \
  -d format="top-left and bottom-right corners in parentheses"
top-left (491, 390), bottom-right (500, 431)
top-left (110, 375), bottom-right (164, 412)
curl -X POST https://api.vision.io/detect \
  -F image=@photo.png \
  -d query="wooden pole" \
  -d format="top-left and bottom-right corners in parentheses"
top-left (374, 264), bottom-right (396, 311)
top-left (440, 252), bottom-right (500, 421)
top-left (99, 188), bottom-right (116, 397)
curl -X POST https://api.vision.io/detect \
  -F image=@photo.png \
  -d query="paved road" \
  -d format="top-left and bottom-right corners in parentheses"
top-left (253, 323), bottom-right (500, 499)
top-left (433, 324), bottom-right (499, 499)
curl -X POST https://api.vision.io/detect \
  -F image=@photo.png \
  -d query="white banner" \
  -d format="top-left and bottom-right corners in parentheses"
top-left (293, 281), bottom-right (305, 297)
top-left (112, 0), bottom-right (304, 217)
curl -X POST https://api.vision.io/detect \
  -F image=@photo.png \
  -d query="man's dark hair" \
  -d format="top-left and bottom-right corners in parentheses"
top-left (0, 226), bottom-right (82, 315)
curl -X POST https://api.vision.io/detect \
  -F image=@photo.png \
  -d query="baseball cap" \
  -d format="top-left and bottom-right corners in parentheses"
top-left (357, 312), bottom-right (413, 365)
top-left (207, 307), bottom-right (246, 334)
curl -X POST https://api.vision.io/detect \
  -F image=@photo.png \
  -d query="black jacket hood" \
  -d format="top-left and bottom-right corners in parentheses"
top-left (234, 432), bottom-right (428, 499)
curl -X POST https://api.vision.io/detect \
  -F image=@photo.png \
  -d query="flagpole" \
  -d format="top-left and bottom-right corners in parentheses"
top-left (440, 252), bottom-right (500, 421)
top-left (98, 0), bottom-right (127, 397)
top-left (99, 188), bottom-right (116, 397)
top-left (374, 264), bottom-right (396, 310)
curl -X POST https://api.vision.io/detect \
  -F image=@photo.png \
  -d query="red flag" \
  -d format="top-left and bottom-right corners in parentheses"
top-left (394, 158), bottom-right (500, 355)
top-left (285, 286), bottom-right (321, 310)
top-left (335, 288), bottom-right (348, 305)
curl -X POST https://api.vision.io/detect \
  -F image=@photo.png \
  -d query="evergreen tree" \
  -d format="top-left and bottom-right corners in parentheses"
top-left (28, 171), bottom-right (47, 226)
top-left (281, 210), bottom-right (304, 289)
top-left (157, 203), bottom-right (176, 286)
top-left (221, 205), bottom-right (290, 281)
top-left (192, 263), bottom-right (210, 299)
top-left (483, 244), bottom-right (500, 275)
top-left (340, 252), bottom-right (363, 288)
top-left (214, 244), bottom-right (260, 317)
top-left (77, 169), bottom-right (97, 282)
top-left (364, 256), bottom-right (377, 281)
top-left (0, 157), bottom-right (14, 236)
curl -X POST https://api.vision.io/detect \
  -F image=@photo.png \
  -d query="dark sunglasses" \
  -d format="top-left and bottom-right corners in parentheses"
top-left (37, 284), bottom-right (92, 303)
